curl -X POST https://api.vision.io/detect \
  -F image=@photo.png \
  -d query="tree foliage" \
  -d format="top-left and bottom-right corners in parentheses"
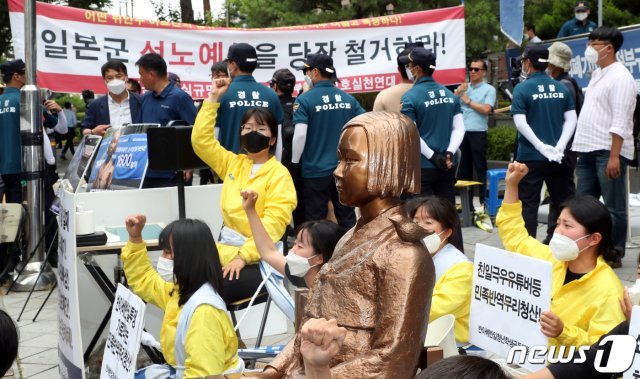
top-left (0, 0), bottom-right (112, 62)
top-left (525, 0), bottom-right (640, 41)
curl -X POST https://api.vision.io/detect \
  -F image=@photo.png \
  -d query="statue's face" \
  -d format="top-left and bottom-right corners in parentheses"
top-left (334, 127), bottom-right (373, 207)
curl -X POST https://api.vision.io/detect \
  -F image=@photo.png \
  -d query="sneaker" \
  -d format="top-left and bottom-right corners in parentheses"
top-left (473, 209), bottom-right (493, 233)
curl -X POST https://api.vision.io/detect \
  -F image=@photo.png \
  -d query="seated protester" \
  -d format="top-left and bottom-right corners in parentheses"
top-left (191, 78), bottom-right (297, 304)
top-left (407, 196), bottom-right (473, 343)
top-left (497, 162), bottom-right (625, 349)
top-left (122, 215), bottom-right (242, 378)
top-left (241, 189), bottom-right (346, 288)
top-left (416, 355), bottom-right (510, 379)
top-left (523, 259), bottom-right (639, 379)
top-left (0, 309), bottom-right (18, 377)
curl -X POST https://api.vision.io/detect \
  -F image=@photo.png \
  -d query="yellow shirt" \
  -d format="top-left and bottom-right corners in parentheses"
top-left (497, 201), bottom-right (625, 348)
top-left (192, 101), bottom-right (297, 266)
top-left (121, 241), bottom-right (239, 377)
top-left (430, 260), bottom-right (473, 343)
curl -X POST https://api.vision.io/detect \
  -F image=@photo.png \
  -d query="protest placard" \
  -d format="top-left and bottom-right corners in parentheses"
top-left (57, 188), bottom-right (85, 379)
top-left (469, 243), bottom-right (552, 372)
top-left (100, 284), bottom-right (146, 379)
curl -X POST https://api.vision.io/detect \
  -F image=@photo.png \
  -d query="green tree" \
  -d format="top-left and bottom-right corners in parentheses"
top-left (525, 0), bottom-right (640, 41)
top-left (0, 0), bottom-right (112, 61)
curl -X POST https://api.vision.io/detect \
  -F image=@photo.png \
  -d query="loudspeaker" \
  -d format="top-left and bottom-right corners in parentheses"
top-left (147, 125), bottom-right (207, 171)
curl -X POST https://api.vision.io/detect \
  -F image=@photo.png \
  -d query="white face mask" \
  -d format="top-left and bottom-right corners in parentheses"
top-left (405, 66), bottom-right (415, 82)
top-left (156, 256), bottom-right (174, 282)
top-left (286, 252), bottom-right (317, 277)
top-left (549, 233), bottom-right (591, 261)
top-left (422, 230), bottom-right (445, 254)
top-left (575, 12), bottom-right (588, 22)
top-left (107, 79), bottom-right (126, 95)
top-left (545, 68), bottom-right (553, 77)
top-left (304, 72), bottom-right (315, 89)
top-left (584, 45), bottom-right (606, 65)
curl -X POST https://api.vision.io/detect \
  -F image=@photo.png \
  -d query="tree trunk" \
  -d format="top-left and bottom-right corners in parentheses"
top-left (180, 0), bottom-right (194, 23)
top-left (203, 0), bottom-right (210, 14)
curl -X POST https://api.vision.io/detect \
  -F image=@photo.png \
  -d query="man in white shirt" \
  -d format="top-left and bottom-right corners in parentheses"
top-left (81, 60), bottom-right (143, 137)
top-left (571, 26), bottom-right (637, 267)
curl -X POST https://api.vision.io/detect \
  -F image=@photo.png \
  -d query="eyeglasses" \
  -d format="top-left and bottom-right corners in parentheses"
top-left (269, 80), bottom-right (276, 87)
top-left (241, 123), bottom-right (270, 133)
top-left (209, 73), bottom-right (228, 79)
top-left (468, 67), bottom-right (484, 72)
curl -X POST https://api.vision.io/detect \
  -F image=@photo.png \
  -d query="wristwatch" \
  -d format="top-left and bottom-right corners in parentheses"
top-left (466, 99), bottom-right (472, 106)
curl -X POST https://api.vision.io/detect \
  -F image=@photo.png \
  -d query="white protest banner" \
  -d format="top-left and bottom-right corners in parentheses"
top-left (57, 188), bottom-right (85, 379)
top-left (468, 243), bottom-right (552, 372)
top-left (100, 284), bottom-right (146, 379)
top-left (9, 0), bottom-right (465, 98)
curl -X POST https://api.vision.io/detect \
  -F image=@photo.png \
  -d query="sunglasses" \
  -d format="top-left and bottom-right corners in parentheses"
top-left (468, 67), bottom-right (484, 72)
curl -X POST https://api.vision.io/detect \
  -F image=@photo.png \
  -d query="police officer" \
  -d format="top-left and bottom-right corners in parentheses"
top-left (512, 45), bottom-right (577, 237)
top-left (400, 47), bottom-right (465, 204)
top-left (291, 53), bottom-right (365, 229)
top-left (216, 43), bottom-right (283, 153)
top-left (270, 68), bottom-right (306, 230)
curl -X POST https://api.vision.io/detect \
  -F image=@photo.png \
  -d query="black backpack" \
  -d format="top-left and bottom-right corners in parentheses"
top-left (559, 76), bottom-right (584, 116)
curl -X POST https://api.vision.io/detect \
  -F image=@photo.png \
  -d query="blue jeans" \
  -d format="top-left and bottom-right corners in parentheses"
top-left (575, 151), bottom-right (628, 257)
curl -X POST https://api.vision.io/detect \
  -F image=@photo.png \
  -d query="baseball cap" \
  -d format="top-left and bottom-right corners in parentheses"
top-left (226, 43), bottom-right (258, 64)
top-left (271, 68), bottom-right (296, 90)
top-left (575, 1), bottom-right (590, 11)
top-left (398, 47), bottom-right (436, 70)
top-left (300, 53), bottom-right (335, 74)
top-left (548, 42), bottom-right (572, 71)
top-left (0, 59), bottom-right (25, 80)
top-left (522, 45), bottom-right (549, 64)
top-left (168, 72), bottom-right (181, 84)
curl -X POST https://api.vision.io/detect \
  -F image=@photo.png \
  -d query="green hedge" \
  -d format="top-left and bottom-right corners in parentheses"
top-left (487, 126), bottom-right (516, 161)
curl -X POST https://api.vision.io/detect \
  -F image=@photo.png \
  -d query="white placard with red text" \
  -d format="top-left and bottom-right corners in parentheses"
top-left (9, 0), bottom-right (465, 98)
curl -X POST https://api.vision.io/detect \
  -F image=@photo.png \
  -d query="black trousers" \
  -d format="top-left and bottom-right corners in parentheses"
top-left (288, 166), bottom-right (306, 231)
top-left (421, 167), bottom-right (456, 205)
top-left (518, 160), bottom-right (576, 238)
top-left (221, 263), bottom-right (263, 304)
top-left (61, 128), bottom-right (76, 156)
top-left (458, 131), bottom-right (488, 210)
top-left (0, 173), bottom-right (22, 203)
top-left (544, 151), bottom-right (577, 243)
top-left (303, 175), bottom-right (356, 229)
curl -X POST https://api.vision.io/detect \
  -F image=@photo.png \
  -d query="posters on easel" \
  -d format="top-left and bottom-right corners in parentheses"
top-left (57, 188), bottom-right (85, 379)
top-left (100, 284), bottom-right (146, 379)
top-left (64, 135), bottom-right (102, 193)
top-left (87, 124), bottom-right (157, 192)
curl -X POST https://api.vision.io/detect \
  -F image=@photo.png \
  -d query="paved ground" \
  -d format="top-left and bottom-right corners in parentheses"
top-left (2, 152), bottom-right (640, 378)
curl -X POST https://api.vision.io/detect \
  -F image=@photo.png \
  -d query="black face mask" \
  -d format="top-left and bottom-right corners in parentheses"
top-left (285, 263), bottom-right (308, 288)
top-left (240, 131), bottom-right (271, 154)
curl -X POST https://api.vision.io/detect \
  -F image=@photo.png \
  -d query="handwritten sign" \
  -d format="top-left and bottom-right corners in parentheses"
top-left (100, 284), bottom-right (146, 379)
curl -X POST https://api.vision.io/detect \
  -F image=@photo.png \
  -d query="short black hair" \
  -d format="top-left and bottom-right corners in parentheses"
top-left (470, 58), bottom-right (488, 70)
top-left (232, 59), bottom-right (257, 74)
top-left (240, 108), bottom-right (278, 150)
top-left (0, 309), bottom-right (18, 377)
top-left (588, 26), bottom-right (624, 52)
top-left (64, 101), bottom-right (72, 109)
top-left (210, 61), bottom-right (228, 75)
top-left (525, 23), bottom-right (536, 33)
top-left (416, 356), bottom-right (509, 379)
top-left (295, 220), bottom-right (346, 263)
top-left (126, 78), bottom-right (141, 94)
top-left (100, 60), bottom-right (128, 78)
top-left (159, 219), bottom-right (224, 306)
top-left (136, 53), bottom-right (167, 78)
